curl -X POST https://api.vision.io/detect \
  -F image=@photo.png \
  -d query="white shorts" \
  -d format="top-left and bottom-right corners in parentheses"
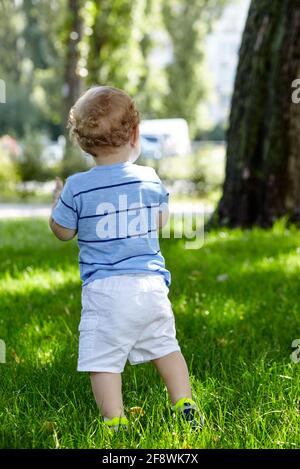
top-left (77, 273), bottom-right (181, 373)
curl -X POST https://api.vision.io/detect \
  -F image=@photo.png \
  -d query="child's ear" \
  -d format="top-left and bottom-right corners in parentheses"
top-left (130, 125), bottom-right (139, 146)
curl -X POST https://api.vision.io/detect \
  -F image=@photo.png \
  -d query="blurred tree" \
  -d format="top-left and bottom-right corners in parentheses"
top-left (62, 0), bottom-right (83, 126)
top-left (216, 0), bottom-right (300, 227)
top-left (0, 0), bottom-right (229, 146)
top-left (82, 0), bottom-right (173, 120)
top-left (134, 0), bottom-right (169, 119)
top-left (18, 133), bottom-right (46, 182)
top-left (61, 0), bottom-right (85, 177)
top-left (0, 142), bottom-right (20, 193)
top-left (22, 0), bottom-right (57, 70)
top-left (162, 0), bottom-right (227, 137)
top-left (84, 0), bottom-right (144, 96)
top-left (0, 0), bottom-right (65, 138)
top-left (0, 1), bottom-right (22, 81)
top-left (0, 1), bottom-right (35, 135)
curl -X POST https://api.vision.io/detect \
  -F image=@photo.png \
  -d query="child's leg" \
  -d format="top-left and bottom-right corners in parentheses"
top-left (151, 351), bottom-right (192, 405)
top-left (90, 372), bottom-right (126, 419)
top-left (152, 351), bottom-right (204, 429)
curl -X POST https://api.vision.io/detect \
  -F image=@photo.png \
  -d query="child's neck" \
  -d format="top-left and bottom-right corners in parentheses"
top-left (93, 155), bottom-right (130, 166)
top-left (92, 146), bottom-right (131, 166)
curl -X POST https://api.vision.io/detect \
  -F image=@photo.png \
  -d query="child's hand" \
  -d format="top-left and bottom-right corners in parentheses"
top-left (52, 177), bottom-right (64, 207)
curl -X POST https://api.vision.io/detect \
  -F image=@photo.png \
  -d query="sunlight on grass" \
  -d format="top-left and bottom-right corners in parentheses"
top-left (1, 267), bottom-right (78, 293)
top-left (0, 218), bottom-right (300, 449)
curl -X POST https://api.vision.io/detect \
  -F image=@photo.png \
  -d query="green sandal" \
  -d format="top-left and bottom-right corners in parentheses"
top-left (172, 397), bottom-right (204, 430)
top-left (103, 416), bottom-right (129, 432)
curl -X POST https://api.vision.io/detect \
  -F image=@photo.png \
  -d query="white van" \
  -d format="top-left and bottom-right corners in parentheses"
top-left (140, 118), bottom-right (191, 158)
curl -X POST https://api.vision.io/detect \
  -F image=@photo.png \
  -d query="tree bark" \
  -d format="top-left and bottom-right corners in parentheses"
top-left (216, 0), bottom-right (300, 227)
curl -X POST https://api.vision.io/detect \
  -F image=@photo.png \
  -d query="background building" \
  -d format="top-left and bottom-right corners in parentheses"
top-left (205, 0), bottom-right (251, 125)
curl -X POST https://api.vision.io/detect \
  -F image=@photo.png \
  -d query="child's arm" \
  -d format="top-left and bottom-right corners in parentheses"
top-left (156, 172), bottom-right (170, 230)
top-left (49, 177), bottom-right (77, 241)
top-left (49, 218), bottom-right (77, 241)
top-left (157, 205), bottom-right (169, 230)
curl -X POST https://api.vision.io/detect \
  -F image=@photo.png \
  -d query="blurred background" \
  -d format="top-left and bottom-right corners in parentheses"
top-left (0, 0), bottom-right (250, 217)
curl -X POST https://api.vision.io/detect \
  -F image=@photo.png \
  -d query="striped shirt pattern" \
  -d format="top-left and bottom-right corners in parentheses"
top-left (52, 161), bottom-right (171, 286)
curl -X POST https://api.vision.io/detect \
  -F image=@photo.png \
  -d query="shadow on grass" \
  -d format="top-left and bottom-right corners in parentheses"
top-left (1, 219), bottom-right (300, 447)
top-left (1, 219), bottom-right (299, 375)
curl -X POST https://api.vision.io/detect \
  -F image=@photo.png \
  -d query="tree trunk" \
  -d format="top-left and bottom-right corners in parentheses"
top-left (216, 0), bottom-right (300, 227)
top-left (63, 0), bottom-right (82, 127)
top-left (62, 0), bottom-right (83, 177)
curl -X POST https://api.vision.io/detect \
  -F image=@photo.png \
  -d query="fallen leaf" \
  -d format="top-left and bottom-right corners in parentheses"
top-left (41, 421), bottom-right (56, 433)
top-left (216, 338), bottom-right (228, 347)
top-left (129, 406), bottom-right (145, 416)
top-left (11, 350), bottom-right (21, 364)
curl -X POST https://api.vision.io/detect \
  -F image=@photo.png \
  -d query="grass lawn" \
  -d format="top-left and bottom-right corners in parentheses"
top-left (0, 218), bottom-right (299, 449)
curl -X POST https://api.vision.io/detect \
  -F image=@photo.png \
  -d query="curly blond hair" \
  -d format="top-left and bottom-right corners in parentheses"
top-left (67, 86), bottom-right (140, 156)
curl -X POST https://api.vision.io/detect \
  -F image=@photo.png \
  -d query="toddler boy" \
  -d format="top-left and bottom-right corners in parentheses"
top-left (49, 86), bottom-right (203, 431)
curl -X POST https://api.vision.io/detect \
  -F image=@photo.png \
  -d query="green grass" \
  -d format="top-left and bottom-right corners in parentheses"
top-left (0, 193), bottom-right (53, 204)
top-left (0, 219), bottom-right (299, 449)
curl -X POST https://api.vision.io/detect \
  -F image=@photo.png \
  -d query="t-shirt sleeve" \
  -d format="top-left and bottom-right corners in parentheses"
top-left (157, 178), bottom-right (169, 212)
top-left (51, 178), bottom-right (78, 230)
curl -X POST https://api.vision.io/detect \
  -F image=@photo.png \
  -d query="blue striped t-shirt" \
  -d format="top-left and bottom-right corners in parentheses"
top-left (52, 161), bottom-right (171, 286)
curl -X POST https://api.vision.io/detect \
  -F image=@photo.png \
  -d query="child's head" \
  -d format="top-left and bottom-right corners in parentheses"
top-left (68, 86), bottom-right (140, 159)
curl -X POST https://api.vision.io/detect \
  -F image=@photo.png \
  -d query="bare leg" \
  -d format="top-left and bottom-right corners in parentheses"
top-left (151, 351), bottom-right (192, 405)
top-left (90, 372), bottom-right (126, 420)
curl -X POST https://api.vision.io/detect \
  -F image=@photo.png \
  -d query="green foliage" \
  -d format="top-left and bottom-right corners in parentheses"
top-left (0, 144), bottom-right (20, 194)
top-left (61, 144), bottom-right (93, 179)
top-left (84, 0), bottom-right (145, 95)
top-left (162, 0), bottom-right (228, 137)
top-left (0, 84), bottom-right (36, 137)
top-left (17, 134), bottom-right (92, 183)
top-left (196, 122), bottom-right (227, 141)
top-left (0, 0), bottom-right (66, 138)
top-left (0, 0), bottom-right (230, 182)
top-left (17, 133), bottom-right (56, 182)
top-left (0, 219), bottom-right (300, 448)
top-left (0, 0), bottom-right (229, 141)
top-left (157, 143), bottom-right (226, 197)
